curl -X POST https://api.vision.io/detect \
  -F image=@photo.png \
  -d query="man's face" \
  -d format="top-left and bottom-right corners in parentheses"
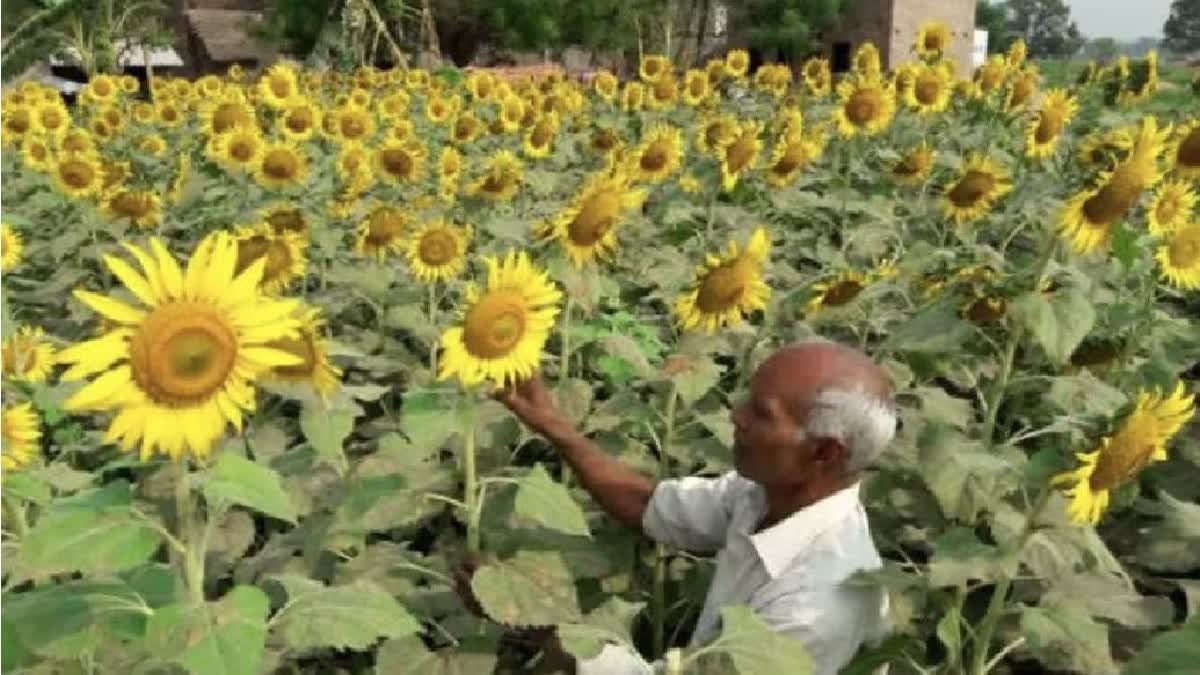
top-left (730, 363), bottom-right (814, 487)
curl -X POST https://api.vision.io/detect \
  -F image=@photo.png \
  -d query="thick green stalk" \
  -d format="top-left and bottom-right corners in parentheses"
top-left (652, 383), bottom-right (680, 658)
top-left (428, 282), bottom-right (439, 373)
top-left (174, 460), bottom-right (205, 607)
top-left (462, 400), bottom-right (480, 554)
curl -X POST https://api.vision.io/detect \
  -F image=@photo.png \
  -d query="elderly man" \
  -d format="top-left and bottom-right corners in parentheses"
top-left (481, 339), bottom-right (896, 674)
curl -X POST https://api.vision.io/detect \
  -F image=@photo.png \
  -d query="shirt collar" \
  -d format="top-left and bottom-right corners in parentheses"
top-left (748, 481), bottom-right (863, 578)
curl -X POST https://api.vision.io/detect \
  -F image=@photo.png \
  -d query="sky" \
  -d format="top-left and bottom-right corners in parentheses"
top-left (1065, 0), bottom-right (1174, 41)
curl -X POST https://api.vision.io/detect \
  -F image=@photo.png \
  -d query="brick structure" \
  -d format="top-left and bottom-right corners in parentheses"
top-left (822, 0), bottom-right (977, 76)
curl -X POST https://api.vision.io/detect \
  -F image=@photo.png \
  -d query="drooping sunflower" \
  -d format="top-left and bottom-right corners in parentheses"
top-left (254, 142), bottom-right (309, 190)
top-left (263, 307), bottom-right (341, 399)
top-left (374, 140), bottom-right (425, 184)
top-left (56, 234), bottom-right (303, 460)
top-left (468, 149), bottom-right (524, 201)
top-left (103, 190), bottom-right (163, 229)
top-left (1024, 88), bottom-right (1079, 159)
top-left (259, 203), bottom-right (308, 239)
top-left (1007, 38), bottom-right (1027, 68)
top-left (802, 57), bottom-right (832, 97)
top-left (523, 113), bottom-right (559, 158)
top-left (852, 42), bottom-right (882, 79)
top-left (1053, 383), bottom-right (1195, 525)
top-left (1060, 117), bottom-right (1165, 254)
top-left (1147, 179), bottom-right (1197, 235)
top-left (678, 173), bottom-right (702, 194)
top-left (2, 326), bottom-right (56, 383)
top-left (682, 69), bottom-right (711, 106)
top-left (806, 270), bottom-right (869, 314)
top-left (438, 145), bottom-right (464, 184)
top-left (834, 75), bottom-right (896, 137)
top-left (1078, 126), bottom-right (1134, 170)
top-left (1156, 222), bottom-right (1200, 290)
top-left (724, 49), bottom-right (750, 79)
top-left (695, 113), bottom-right (739, 156)
top-left (915, 20), bottom-right (953, 60)
top-left (1, 403), bottom-right (41, 471)
top-left (892, 141), bottom-right (935, 185)
top-left (904, 64), bottom-right (952, 114)
top-left (640, 54), bottom-right (671, 83)
top-left (975, 54), bottom-right (1009, 95)
top-left (406, 218), bottom-right (471, 282)
top-left (674, 228), bottom-right (771, 333)
top-left (764, 131), bottom-right (824, 188)
top-left (438, 250), bottom-right (562, 388)
top-left (1167, 118), bottom-right (1200, 179)
top-left (51, 152), bottom-right (103, 200)
top-left (941, 154), bottom-right (1013, 223)
top-left (1, 223), bottom-right (23, 271)
top-left (257, 62), bottom-right (300, 108)
top-left (719, 122), bottom-right (764, 191)
top-left (356, 204), bottom-right (410, 260)
top-left (1004, 67), bottom-right (1039, 112)
top-left (550, 172), bottom-right (646, 267)
top-left (630, 123), bottom-right (684, 183)
top-left (233, 223), bottom-right (307, 294)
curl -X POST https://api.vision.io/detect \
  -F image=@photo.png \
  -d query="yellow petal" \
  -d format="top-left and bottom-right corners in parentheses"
top-left (73, 289), bottom-right (146, 324)
top-left (103, 255), bottom-right (156, 307)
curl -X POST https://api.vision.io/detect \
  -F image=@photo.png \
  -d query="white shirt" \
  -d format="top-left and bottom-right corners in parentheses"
top-left (578, 472), bottom-right (889, 675)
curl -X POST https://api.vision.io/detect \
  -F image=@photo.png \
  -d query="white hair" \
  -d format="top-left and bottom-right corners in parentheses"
top-left (797, 386), bottom-right (896, 474)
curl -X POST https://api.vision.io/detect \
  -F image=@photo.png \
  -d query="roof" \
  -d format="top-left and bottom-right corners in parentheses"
top-left (49, 40), bottom-right (184, 68)
top-left (184, 9), bottom-right (268, 63)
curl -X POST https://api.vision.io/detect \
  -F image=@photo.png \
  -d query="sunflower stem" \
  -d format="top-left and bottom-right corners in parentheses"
top-left (652, 381), bottom-right (680, 659)
top-left (461, 398), bottom-right (481, 555)
top-left (428, 282), bottom-right (439, 373)
top-left (173, 459), bottom-right (205, 607)
top-left (559, 297), bottom-right (574, 388)
top-left (2, 496), bottom-right (30, 539)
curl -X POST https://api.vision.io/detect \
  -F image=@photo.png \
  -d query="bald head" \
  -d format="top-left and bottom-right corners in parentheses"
top-left (756, 341), bottom-right (893, 417)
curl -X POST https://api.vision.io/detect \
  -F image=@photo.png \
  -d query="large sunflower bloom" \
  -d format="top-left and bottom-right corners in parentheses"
top-left (941, 154), bottom-right (1013, 223)
top-left (51, 152), bottom-right (103, 200)
top-left (406, 219), bottom-right (471, 282)
top-left (254, 142), bottom-right (309, 190)
top-left (56, 234), bottom-right (303, 460)
top-left (1156, 222), bottom-right (1200, 290)
top-left (1, 403), bottom-right (41, 471)
top-left (356, 205), bottom-right (409, 260)
top-left (695, 113), bottom-right (739, 156)
top-left (1147, 179), bottom-right (1197, 235)
top-left (1024, 88), bottom-right (1078, 159)
top-left (438, 251), bottom-right (562, 388)
top-left (834, 75), bottom-right (896, 137)
top-left (1053, 383), bottom-right (1195, 525)
top-left (915, 20), bottom-right (953, 60)
top-left (2, 223), bottom-right (24, 271)
top-left (233, 223), bottom-right (307, 294)
top-left (278, 99), bottom-right (321, 142)
top-left (975, 55), bottom-right (1009, 95)
top-left (1167, 118), bottom-right (1200, 179)
top-left (257, 62), bottom-right (300, 108)
top-left (904, 64), bottom-right (952, 114)
top-left (631, 124), bottom-right (684, 183)
top-left (2, 326), bottom-right (57, 383)
top-left (551, 172), bottom-right (646, 267)
top-left (674, 228), bottom-right (771, 333)
top-left (468, 150), bottom-right (524, 201)
top-left (892, 142), bottom-right (935, 185)
top-left (1060, 117), bottom-right (1166, 254)
top-left (264, 307), bottom-right (341, 400)
top-left (719, 122), bottom-right (764, 191)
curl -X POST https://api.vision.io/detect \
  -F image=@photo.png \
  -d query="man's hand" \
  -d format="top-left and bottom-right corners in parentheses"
top-left (495, 374), bottom-right (570, 439)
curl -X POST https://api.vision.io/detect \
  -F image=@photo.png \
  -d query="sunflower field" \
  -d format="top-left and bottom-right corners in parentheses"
top-left (2, 19), bottom-right (1200, 674)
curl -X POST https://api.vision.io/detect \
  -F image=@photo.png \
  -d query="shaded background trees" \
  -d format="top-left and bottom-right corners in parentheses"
top-left (1162, 0), bottom-right (1200, 54)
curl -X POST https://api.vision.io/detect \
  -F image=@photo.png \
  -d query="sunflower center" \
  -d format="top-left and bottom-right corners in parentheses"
top-left (1177, 129), bottom-right (1200, 168)
top-left (286, 109), bottom-right (313, 133)
top-left (640, 142), bottom-right (669, 172)
top-left (689, 78), bottom-right (706, 97)
top-left (455, 119), bottom-right (475, 141)
top-left (269, 75), bottom-right (292, 99)
top-left (60, 160), bottom-right (96, 189)
top-left (705, 123), bottom-right (731, 148)
top-left (1009, 79), bottom-right (1034, 108)
top-left (229, 137), bottom-right (257, 163)
top-left (1167, 228), bottom-right (1200, 267)
top-left (418, 230), bottom-right (458, 265)
top-left (129, 303), bottom-right (237, 405)
top-left (846, 89), bottom-right (881, 125)
top-left (212, 103), bottom-right (247, 134)
top-left (366, 208), bottom-right (406, 245)
top-left (948, 170), bottom-right (996, 208)
top-left (696, 260), bottom-right (750, 313)
top-left (1089, 415), bottom-right (1158, 491)
top-left (267, 209), bottom-right (305, 235)
top-left (823, 279), bottom-right (864, 307)
top-left (569, 191), bottom-right (622, 246)
top-left (531, 122), bottom-right (553, 148)
top-left (463, 289), bottom-right (528, 359)
top-left (772, 144), bottom-right (807, 176)
top-left (110, 192), bottom-right (153, 219)
top-left (915, 75), bottom-right (942, 104)
top-left (895, 152), bottom-right (928, 177)
top-left (1082, 169), bottom-right (1142, 225)
top-left (725, 136), bottom-right (757, 174)
top-left (340, 114), bottom-right (367, 139)
top-left (263, 150), bottom-right (298, 180)
top-left (924, 34), bottom-right (943, 51)
top-left (1035, 111), bottom-right (1065, 144)
top-left (27, 142), bottom-right (48, 162)
top-left (381, 148), bottom-right (414, 178)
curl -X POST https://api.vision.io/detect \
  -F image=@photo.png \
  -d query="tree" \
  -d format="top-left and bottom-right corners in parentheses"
top-left (1005, 0), bottom-right (1083, 57)
top-left (1163, 0), bottom-right (1200, 53)
top-left (976, 0), bottom-right (1012, 53)
top-left (1086, 37), bottom-right (1120, 62)
top-left (740, 0), bottom-right (844, 63)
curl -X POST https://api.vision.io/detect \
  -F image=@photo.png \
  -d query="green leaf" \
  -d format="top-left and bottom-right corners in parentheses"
top-left (512, 464), bottom-right (591, 537)
top-left (271, 580), bottom-right (421, 650)
top-left (16, 508), bottom-right (161, 580)
top-left (300, 405), bottom-right (357, 467)
top-left (880, 303), bottom-right (972, 353)
top-left (2, 470), bottom-right (52, 504)
top-left (1020, 604), bottom-right (1117, 675)
top-left (202, 452), bottom-right (297, 524)
top-left (557, 597), bottom-right (645, 661)
top-left (1124, 616), bottom-right (1200, 675)
top-left (700, 605), bottom-right (814, 675)
top-left (669, 355), bottom-right (724, 406)
top-left (174, 586), bottom-right (270, 675)
top-left (1110, 221), bottom-right (1137, 270)
top-left (471, 551), bottom-right (582, 628)
top-left (912, 386), bottom-right (973, 430)
top-left (376, 635), bottom-right (500, 675)
top-left (1011, 288), bottom-right (1097, 365)
top-left (919, 427), bottom-right (1022, 523)
top-left (928, 528), bottom-right (1008, 588)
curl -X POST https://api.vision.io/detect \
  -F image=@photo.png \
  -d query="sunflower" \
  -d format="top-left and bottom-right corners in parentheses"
top-left (941, 154), bottom-right (1013, 223)
top-left (523, 113), bottom-right (559, 158)
top-left (356, 205), bottom-right (409, 260)
top-left (806, 270), bottom-right (870, 314)
top-left (674, 228), bottom-right (771, 333)
top-left (34, 100), bottom-right (69, 138)
top-left (438, 250), bottom-right (562, 388)
top-left (254, 143), bottom-right (309, 190)
top-left (468, 149), bottom-right (524, 201)
top-left (155, 101), bottom-right (184, 128)
top-left (695, 113), bottom-right (739, 156)
top-left (81, 74), bottom-right (119, 105)
top-left (1, 403), bottom-right (41, 471)
top-left (892, 141), bottom-right (935, 185)
top-left (1, 223), bottom-right (23, 271)
top-left (374, 140), bottom-right (425, 184)
top-left (232, 223), bottom-right (307, 294)
top-left (406, 219), bottom-right (471, 282)
top-left (1, 105), bottom-right (35, 146)
top-left (904, 64), bottom-right (952, 114)
top-left (1004, 68), bottom-right (1039, 112)
top-left (1053, 383), bottom-right (1194, 525)
top-left (198, 95), bottom-right (255, 136)
top-left (51, 152), bottom-right (103, 200)
top-left (679, 173), bottom-right (701, 194)
top-left (719, 122), bottom-right (763, 191)
top-left (853, 43), bottom-right (882, 79)
top-left (764, 131), bottom-right (824, 188)
top-left (102, 190), bottom-right (163, 229)
top-left (646, 75), bottom-right (679, 110)
top-left (1157, 222), bottom-right (1200, 290)
top-left (211, 128), bottom-right (264, 171)
top-left (1060, 117), bottom-right (1165, 254)
top-left (621, 82), bottom-right (646, 111)
top-left (1167, 118), bottom-right (1200, 179)
top-left (630, 123), bottom-right (684, 183)
top-left (257, 62), bottom-right (300, 108)
top-left (450, 112), bottom-right (484, 144)
top-left (724, 49), bottom-right (750, 79)
top-left (1007, 38), bottom-right (1027, 68)
top-left (20, 136), bottom-right (52, 171)
top-left (2, 326), bottom-right (56, 383)
top-left (56, 234), bottom-right (302, 460)
top-left (914, 20), bottom-right (953, 60)
top-left (278, 99), bottom-right (321, 142)
top-left (467, 70), bottom-right (498, 101)
top-left (263, 307), bottom-right (341, 399)
top-left (1078, 126), bottom-right (1134, 170)
top-left (498, 95), bottom-right (526, 133)
top-left (1024, 88), bottom-right (1078, 159)
top-left (59, 128), bottom-right (96, 155)
top-left (1147, 180), bottom-right (1197, 235)
top-left (426, 95), bottom-right (454, 124)
top-left (834, 75), bottom-right (896, 137)
top-left (549, 172), bottom-right (646, 267)
top-left (378, 91), bottom-right (411, 121)
top-left (136, 134), bottom-right (168, 157)
top-left (802, 57), bottom-right (832, 96)
top-left (640, 54), bottom-right (671, 83)
top-left (331, 105), bottom-right (377, 144)
top-left (593, 70), bottom-right (619, 101)
top-left (975, 54), bottom-right (1009, 95)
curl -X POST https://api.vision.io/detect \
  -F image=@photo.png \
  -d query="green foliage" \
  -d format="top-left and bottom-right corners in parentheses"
top-left (976, 1), bottom-right (1013, 54)
top-left (743, 0), bottom-right (844, 61)
top-left (1162, 0), bottom-right (1200, 54)
top-left (1006, 0), bottom-right (1084, 57)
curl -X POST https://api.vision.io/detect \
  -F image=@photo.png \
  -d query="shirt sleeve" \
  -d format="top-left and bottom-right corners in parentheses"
top-left (641, 471), bottom-right (743, 553)
top-left (575, 644), bottom-right (660, 675)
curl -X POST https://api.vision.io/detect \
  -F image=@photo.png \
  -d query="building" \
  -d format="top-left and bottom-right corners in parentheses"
top-left (172, 0), bottom-right (274, 77)
top-left (821, 0), bottom-right (977, 76)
